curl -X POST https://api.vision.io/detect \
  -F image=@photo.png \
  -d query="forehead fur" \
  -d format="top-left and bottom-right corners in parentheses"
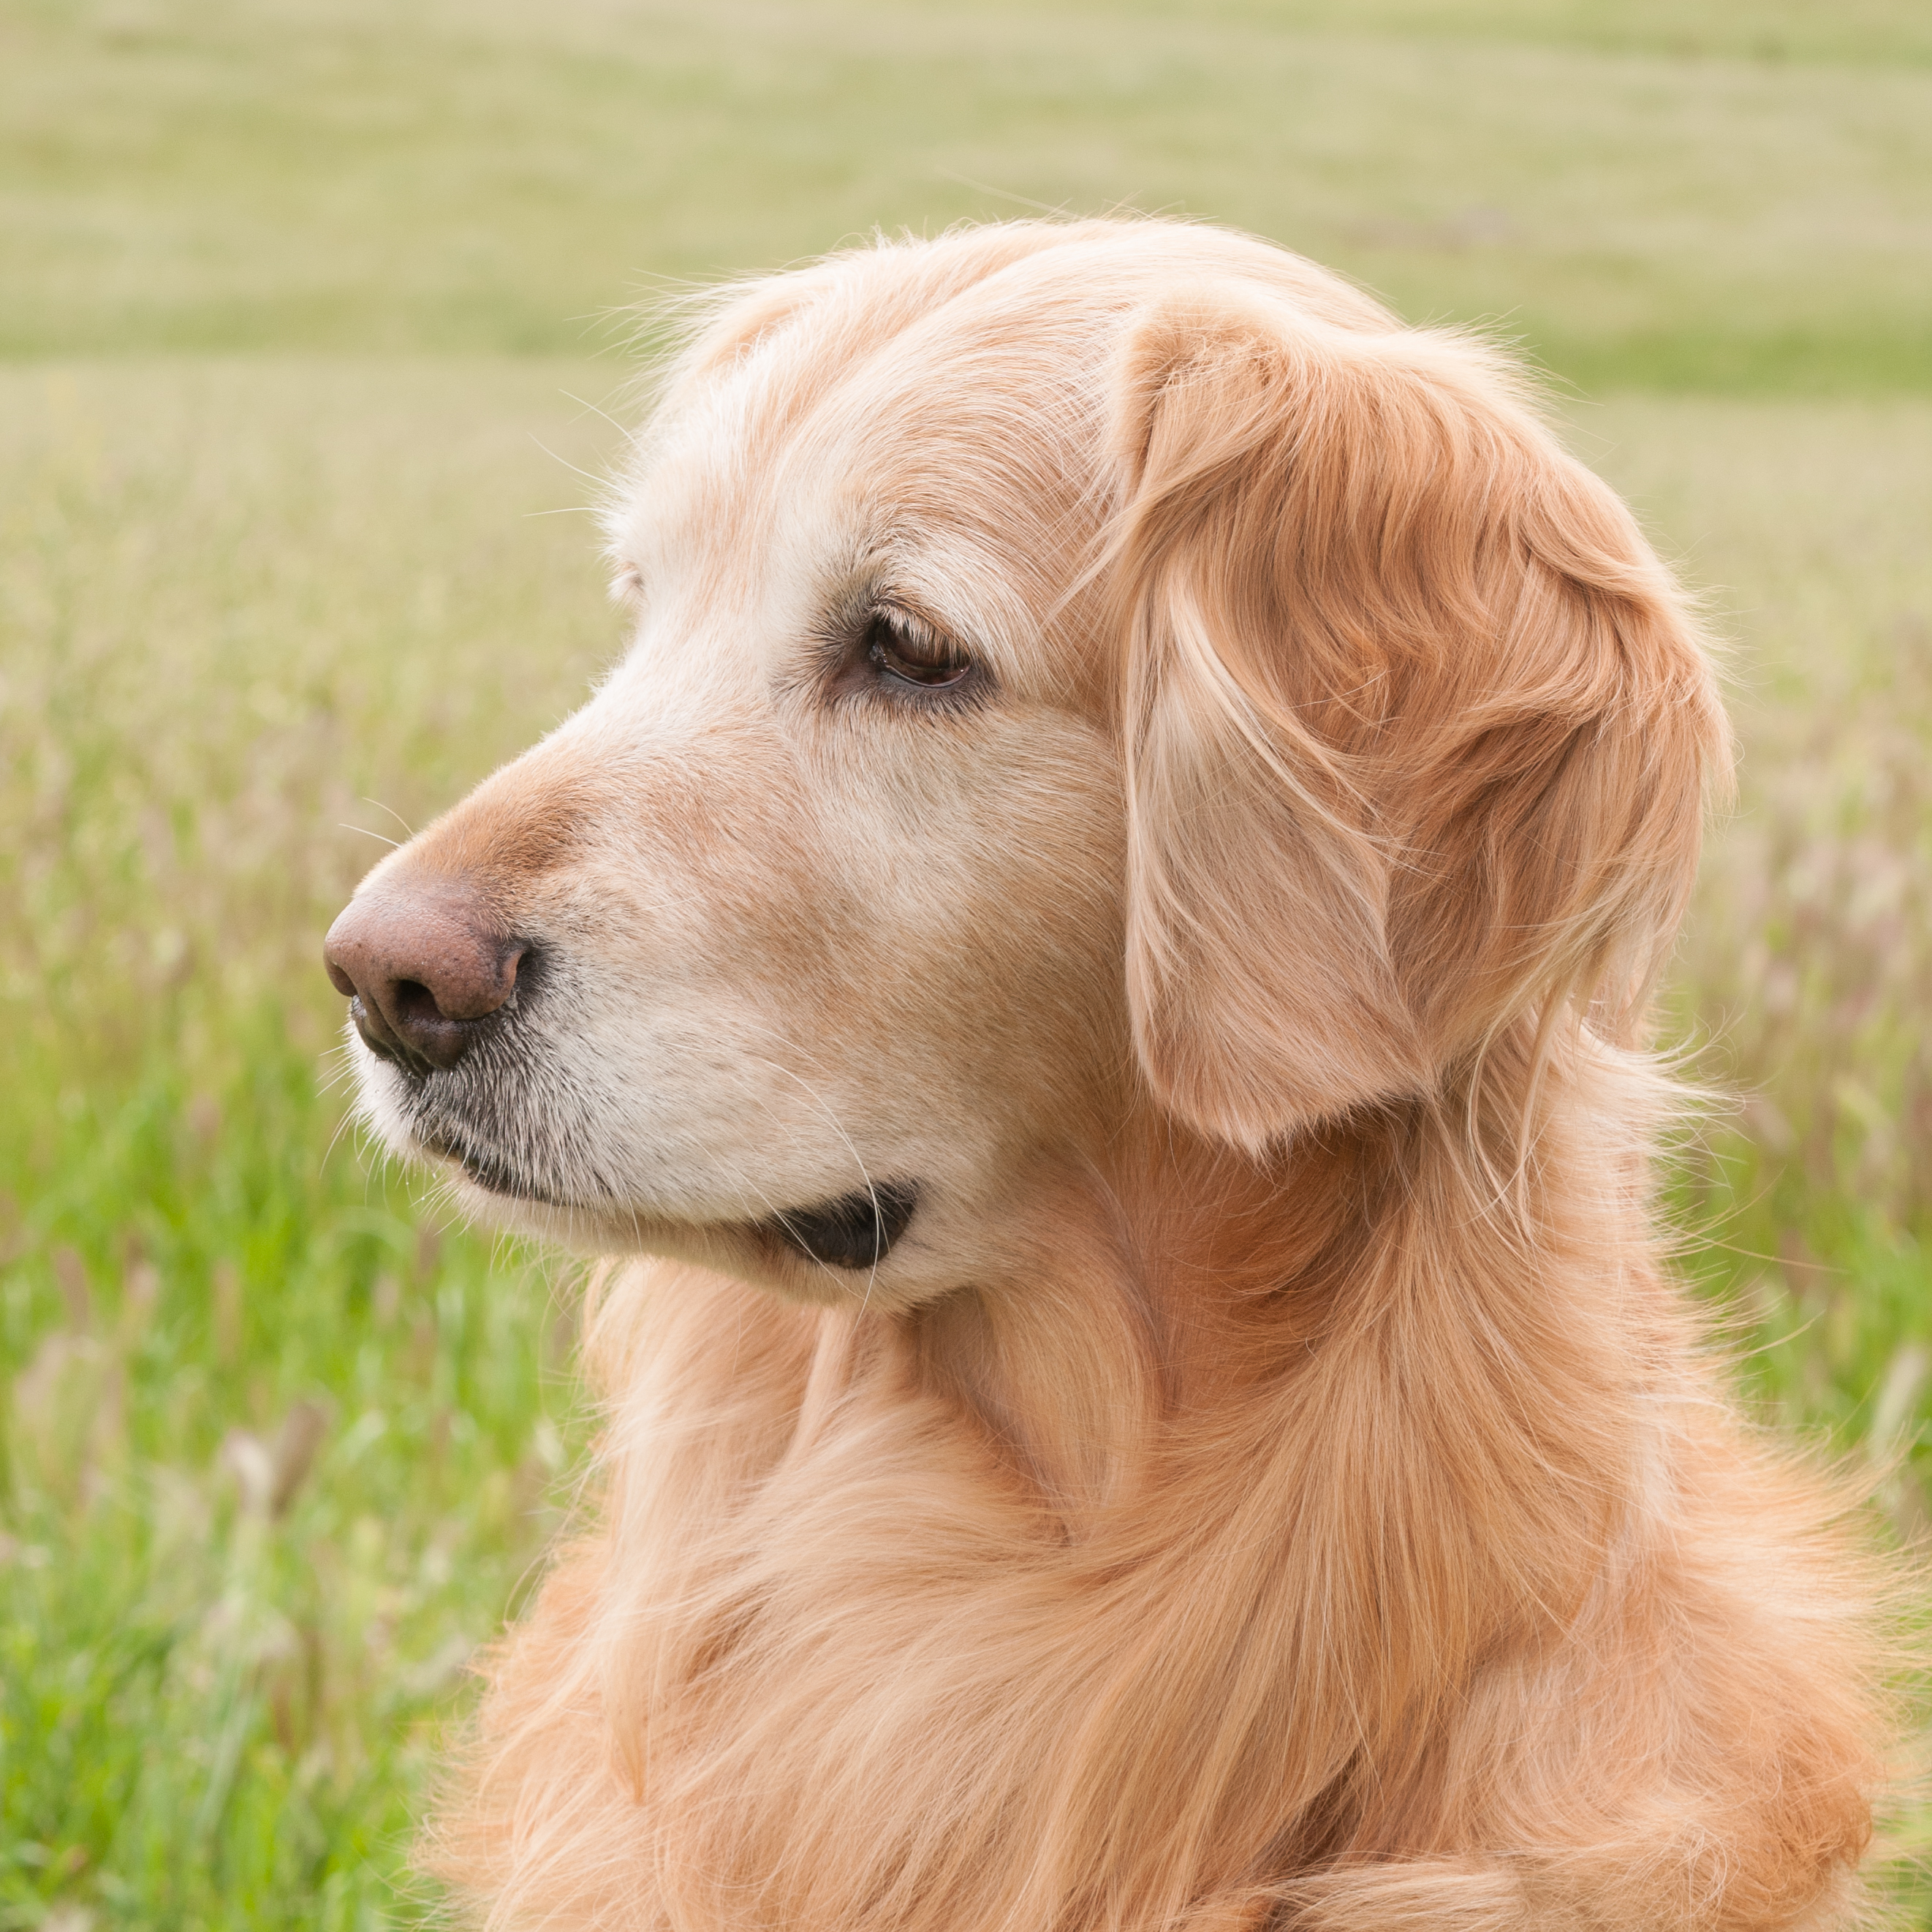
top-left (607, 221), bottom-right (1395, 535)
top-left (600, 219), bottom-right (1404, 683)
top-left (668, 219), bottom-right (1393, 393)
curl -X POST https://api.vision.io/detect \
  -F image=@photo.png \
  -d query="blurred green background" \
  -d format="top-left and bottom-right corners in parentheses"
top-left (2, 1), bottom-right (1929, 1924)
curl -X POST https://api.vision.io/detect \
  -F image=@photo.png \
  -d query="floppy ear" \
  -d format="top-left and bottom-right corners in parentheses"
top-left (1105, 287), bottom-right (1730, 1152)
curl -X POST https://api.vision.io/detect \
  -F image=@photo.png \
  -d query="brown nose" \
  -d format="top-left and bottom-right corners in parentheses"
top-left (323, 881), bottom-right (526, 1072)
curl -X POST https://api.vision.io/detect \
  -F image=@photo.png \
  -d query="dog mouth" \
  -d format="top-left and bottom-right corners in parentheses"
top-left (360, 999), bottom-right (922, 1267)
top-left (756, 1181), bottom-right (921, 1270)
top-left (412, 1107), bottom-right (920, 1270)
top-left (417, 1122), bottom-right (573, 1207)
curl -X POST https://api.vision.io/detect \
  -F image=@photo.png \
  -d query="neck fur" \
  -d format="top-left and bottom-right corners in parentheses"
top-left (445, 1028), bottom-right (1683, 1932)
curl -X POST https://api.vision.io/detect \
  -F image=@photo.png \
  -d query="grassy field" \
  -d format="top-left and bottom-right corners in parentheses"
top-left (2, 1), bottom-right (1930, 1925)
top-left (7, 0), bottom-right (1931, 385)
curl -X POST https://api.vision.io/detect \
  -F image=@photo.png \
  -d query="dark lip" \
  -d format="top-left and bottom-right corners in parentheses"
top-left (757, 1180), bottom-right (920, 1270)
top-left (397, 1047), bottom-right (919, 1264)
top-left (417, 1125), bottom-right (571, 1208)
top-left (416, 1124), bottom-right (920, 1270)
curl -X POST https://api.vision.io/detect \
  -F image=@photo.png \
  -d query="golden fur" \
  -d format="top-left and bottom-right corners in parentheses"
top-left (333, 219), bottom-right (1894, 1928)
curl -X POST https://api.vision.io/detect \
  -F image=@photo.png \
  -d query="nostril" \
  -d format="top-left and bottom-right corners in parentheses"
top-left (353, 1009), bottom-right (410, 1067)
top-left (391, 978), bottom-right (445, 1026)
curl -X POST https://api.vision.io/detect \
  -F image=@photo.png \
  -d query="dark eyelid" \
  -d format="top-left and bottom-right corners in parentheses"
top-left (811, 583), bottom-right (993, 709)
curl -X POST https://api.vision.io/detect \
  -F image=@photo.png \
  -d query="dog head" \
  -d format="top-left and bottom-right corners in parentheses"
top-left (325, 219), bottom-right (1727, 1308)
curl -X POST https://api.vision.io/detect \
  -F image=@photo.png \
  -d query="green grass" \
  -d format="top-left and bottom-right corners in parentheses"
top-left (0, 361), bottom-right (621, 1925)
top-left (4, 0), bottom-right (1929, 390)
top-left (1588, 398), bottom-right (1932, 1478)
top-left (3, 1), bottom-right (1930, 1924)
top-left (1, 1017), bottom-right (573, 1929)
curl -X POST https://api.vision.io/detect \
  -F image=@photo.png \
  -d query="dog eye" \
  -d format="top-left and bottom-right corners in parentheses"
top-left (865, 609), bottom-right (971, 691)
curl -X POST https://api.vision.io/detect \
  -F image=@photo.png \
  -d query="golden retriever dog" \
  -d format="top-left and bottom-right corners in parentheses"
top-left (323, 218), bottom-right (1893, 1929)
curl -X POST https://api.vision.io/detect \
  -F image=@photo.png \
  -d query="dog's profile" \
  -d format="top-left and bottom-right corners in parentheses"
top-left (325, 219), bottom-right (1894, 1929)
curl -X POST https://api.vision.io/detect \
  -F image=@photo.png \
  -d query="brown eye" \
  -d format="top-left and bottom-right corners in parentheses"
top-left (865, 609), bottom-right (971, 690)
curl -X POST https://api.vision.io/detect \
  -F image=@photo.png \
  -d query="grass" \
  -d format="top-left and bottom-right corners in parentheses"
top-left (1, 0), bottom-right (1929, 1924)
top-left (4, 0), bottom-right (1930, 389)
top-left (0, 361), bottom-right (618, 1926)
top-left (1, 1019), bottom-right (572, 1928)
top-left (1589, 399), bottom-right (1932, 1480)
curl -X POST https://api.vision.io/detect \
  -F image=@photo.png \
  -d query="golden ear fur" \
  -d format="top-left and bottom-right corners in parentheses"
top-left (1105, 286), bottom-right (1732, 1151)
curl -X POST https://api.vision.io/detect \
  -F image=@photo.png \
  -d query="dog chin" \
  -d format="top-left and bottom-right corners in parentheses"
top-left (346, 1028), bottom-right (928, 1285)
top-left (423, 1165), bottom-right (876, 1300)
top-left (410, 1132), bottom-right (667, 1252)
top-left (412, 1122), bottom-right (560, 1205)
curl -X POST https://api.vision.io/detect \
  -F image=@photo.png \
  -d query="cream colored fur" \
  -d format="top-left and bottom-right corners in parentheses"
top-left (336, 219), bottom-right (1895, 1929)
